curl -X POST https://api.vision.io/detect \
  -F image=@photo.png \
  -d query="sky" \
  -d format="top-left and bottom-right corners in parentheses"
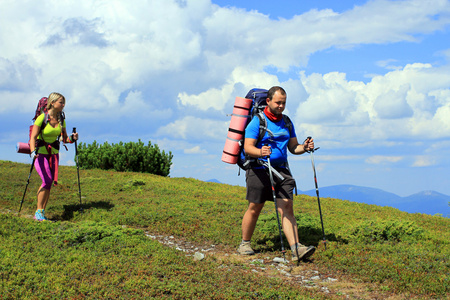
top-left (1, 0), bottom-right (449, 197)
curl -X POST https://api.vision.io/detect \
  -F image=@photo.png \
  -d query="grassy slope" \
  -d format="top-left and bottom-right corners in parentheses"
top-left (1, 160), bottom-right (449, 299)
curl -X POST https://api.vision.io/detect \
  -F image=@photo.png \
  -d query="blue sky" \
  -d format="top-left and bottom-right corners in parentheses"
top-left (1, 0), bottom-right (449, 197)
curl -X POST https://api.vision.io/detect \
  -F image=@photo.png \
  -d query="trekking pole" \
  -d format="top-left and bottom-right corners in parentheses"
top-left (18, 156), bottom-right (37, 214)
top-left (265, 144), bottom-right (286, 261)
top-left (305, 137), bottom-right (326, 250)
top-left (73, 128), bottom-right (82, 211)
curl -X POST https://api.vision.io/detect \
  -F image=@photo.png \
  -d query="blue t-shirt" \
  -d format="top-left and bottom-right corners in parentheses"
top-left (245, 113), bottom-right (296, 167)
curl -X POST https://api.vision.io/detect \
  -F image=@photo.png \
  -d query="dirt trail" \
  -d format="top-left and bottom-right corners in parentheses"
top-left (144, 232), bottom-right (409, 300)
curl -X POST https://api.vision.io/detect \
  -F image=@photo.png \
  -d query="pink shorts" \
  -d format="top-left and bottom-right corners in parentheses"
top-left (34, 154), bottom-right (58, 190)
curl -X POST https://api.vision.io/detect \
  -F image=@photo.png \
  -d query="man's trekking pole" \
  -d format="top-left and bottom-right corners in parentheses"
top-left (18, 156), bottom-right (37, 214)
top-left (73, 127), bottom-right (82, 211)
top-left (306, 137), bottom-right (326, 250)
top-left (265, 144), bottom-right (286, 261)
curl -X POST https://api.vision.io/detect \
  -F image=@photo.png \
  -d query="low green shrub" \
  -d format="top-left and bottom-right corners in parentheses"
top-left (76, 139), bottom-right (173, 176)
top-left (2, 161), bottom-right (449, 298)
top-left (344, 219), bottom-right (424, 243)
top-left (0, 214), bottom-right (320, 299)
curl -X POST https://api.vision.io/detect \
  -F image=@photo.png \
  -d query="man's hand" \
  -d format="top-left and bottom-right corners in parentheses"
top-left (303, 137), bottom-right (315, 152)
top-left (261, 145), bottom-right (271, 157)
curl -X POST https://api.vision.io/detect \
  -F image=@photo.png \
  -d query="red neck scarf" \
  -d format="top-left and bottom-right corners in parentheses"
top-left (264, 106), bottom-right (282, 122)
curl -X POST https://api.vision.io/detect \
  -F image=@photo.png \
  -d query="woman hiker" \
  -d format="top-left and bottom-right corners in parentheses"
top-left (29, 92), bottom-right (78, 221)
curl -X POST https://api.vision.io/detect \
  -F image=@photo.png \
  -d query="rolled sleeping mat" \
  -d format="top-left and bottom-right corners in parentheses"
top-left (16, 142), bottom-right (31, 154)
top-left (222, 137), bottom-right (241, 164)
top-left (222, 96), bottom-right (253, 164)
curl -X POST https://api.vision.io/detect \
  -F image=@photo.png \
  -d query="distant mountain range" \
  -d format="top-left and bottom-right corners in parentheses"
top-left (300, 185), bottom-right (450, 217)
top-left (206, 179), bottom-right (222, 184)
top-left (207, 180), bottom-right (450, 217)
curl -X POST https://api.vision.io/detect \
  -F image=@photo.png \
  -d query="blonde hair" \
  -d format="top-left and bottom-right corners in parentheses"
top-left (47, 92), bottom-right (65, 127)
top-left (47, 92), bottom-right (65, 110)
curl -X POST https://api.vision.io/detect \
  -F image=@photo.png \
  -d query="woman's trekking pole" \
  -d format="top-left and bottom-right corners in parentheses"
top-left (73, 128), bottom-right (82, 211)
top-left (18, 156), bottom-right (37, 214)
top-left (265, 144), bottom-right (286, 261)
top-left (306, 137), bottom-right (327, 250)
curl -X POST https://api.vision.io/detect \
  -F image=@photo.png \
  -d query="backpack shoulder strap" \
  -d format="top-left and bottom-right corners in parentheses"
top-left (256, 111), bottom-right (268, 142)
top-left (58, 112), bottom-right (66, 143)
top-left (38, 113), bottom-right (48, 141)
top-left (282, 115), bottom-right (293, 136)
top-left (35, 113), bottom-right (50, 152)
top-left (42, 113), bottom-right (49, 130)
top-left (37, 113), bottom-right (49, 141)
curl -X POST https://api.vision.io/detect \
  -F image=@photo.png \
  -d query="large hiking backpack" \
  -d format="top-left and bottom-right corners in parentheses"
top-left (245, 88), bottom-right (270, 119)
top-left (29, 97), bottom-right (49, 137)
top-left (222, 88), bottom-right (292, 170)
top-left (16, 97), bottom-right (65, 154)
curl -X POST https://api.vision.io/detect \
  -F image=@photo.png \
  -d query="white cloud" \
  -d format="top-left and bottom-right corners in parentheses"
top-left (311, 155), bottom-right (363, 162)
top-left (1, 1), bottom-right (449, 144)
top-left (184, 145), bottom-right (207, 154)
top-left (177, 67), bottom-right (279, 111)
top-left (373, 84), bottom-right (414, 119)
top-left (293, 63), bottom-right (450, 141)
top-left (178, 85), bottom-right (234, 111)
top-left (366, 155), bottom-right (404, 164)
top-left (1, 0), bottom-right (449, 117)
top-left (156, 116), bottom-right (228, 141)
top-left (442, 48), bottom-right (450, 60)
top-left (0, 57), bottom-right (38, 92)
top-left (1, 0), bottom-right (450, 196)
top-left (376, 59), bottom-right (402, 70)
top-left (202, 0), bottom-right (450, 71)
top-left (296, 72), bottom-right (367, 124)
top-left (412, 155), bottom-right (437, 167)
top-left (428, 140), bottom-right (450, 152)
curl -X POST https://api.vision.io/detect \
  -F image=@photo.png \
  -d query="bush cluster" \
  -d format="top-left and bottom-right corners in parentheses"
top-left (346, 219), bottom-right (424, 242)
top-left (0, 214), bottom-right (317, 299)
top-left (75, 140), bottom-right (173, 176)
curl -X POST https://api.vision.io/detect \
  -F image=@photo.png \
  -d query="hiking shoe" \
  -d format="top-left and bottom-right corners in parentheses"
top-left (238, 241), bottom-right (255, 255)
top-left (33, 210), bottom-right (46, 221)
top-left (41, 209), bottom-right (49, 221)
top-left (291, 244), bottom-right (316, 262)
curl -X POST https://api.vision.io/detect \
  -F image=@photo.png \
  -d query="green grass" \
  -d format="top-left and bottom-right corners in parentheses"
top-left (1, 215), bottom-right (319, 299)
top-left (1, 160), bottom-right (449, 299)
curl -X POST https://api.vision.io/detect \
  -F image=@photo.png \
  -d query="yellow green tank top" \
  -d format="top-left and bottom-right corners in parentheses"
top-left (34, 113), bottom-right (66, 154)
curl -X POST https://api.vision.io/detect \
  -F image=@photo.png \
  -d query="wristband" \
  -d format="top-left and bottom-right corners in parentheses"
top-left (68, 135), bottom-right (74, 144)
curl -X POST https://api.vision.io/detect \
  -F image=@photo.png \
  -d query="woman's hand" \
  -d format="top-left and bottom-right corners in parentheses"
top-left (30, 150), bottom-right (38, 159)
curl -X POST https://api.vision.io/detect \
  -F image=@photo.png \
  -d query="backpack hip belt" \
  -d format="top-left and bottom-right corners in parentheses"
top-left (36, 139), bottom-right (60, 153)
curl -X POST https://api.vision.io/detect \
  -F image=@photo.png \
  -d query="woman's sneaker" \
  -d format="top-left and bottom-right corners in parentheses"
top-left (33, 209), bottom-right (47, 221)
top-left (42, 209), bottom-right (49, 221)
top-left (238, 241), bottom-right (255, 255)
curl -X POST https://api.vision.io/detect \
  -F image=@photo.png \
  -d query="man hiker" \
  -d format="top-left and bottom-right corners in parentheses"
top-left (238, 86), bottom-right (316, 262)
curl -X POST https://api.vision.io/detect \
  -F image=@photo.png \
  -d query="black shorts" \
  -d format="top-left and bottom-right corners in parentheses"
top-left (246, 167), bottom-right (296, 204)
